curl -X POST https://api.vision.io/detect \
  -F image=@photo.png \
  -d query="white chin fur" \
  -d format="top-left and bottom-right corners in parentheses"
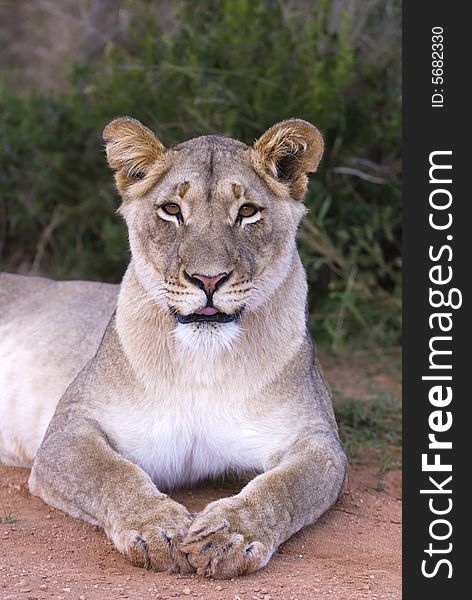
top-left (173, 321), bottom-right (241, 356)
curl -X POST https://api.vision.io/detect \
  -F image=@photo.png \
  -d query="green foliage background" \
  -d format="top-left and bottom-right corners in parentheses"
top-left (0, 0), bottom-right (401, 349)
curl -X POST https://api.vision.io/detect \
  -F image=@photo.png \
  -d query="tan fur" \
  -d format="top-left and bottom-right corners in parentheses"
top-left (0, 117), bottom-right (346, 579)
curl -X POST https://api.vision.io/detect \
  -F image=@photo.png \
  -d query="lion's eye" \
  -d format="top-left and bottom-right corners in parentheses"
top-left (159, 202), bottom-right (183, 224)
top-left (238, 204), bottom-right (258, 219)
top-left (162, 203), bottom-right (182, 216)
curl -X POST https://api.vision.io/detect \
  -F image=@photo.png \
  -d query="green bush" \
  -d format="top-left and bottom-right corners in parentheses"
top-left (0, 0), bottom-right (401, 348)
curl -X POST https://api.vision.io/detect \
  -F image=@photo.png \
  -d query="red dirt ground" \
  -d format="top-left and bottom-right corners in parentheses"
top-left (0, 462), bottom-right (401, 600)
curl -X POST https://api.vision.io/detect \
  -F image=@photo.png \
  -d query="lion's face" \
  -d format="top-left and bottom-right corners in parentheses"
top-left (104, 118), bottom-right (323, 352)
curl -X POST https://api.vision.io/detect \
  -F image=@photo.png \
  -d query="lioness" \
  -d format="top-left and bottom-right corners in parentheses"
top-left (0, 117), bottom-right (347, 578)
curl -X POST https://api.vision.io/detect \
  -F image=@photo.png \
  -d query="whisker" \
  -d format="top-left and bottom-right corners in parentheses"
top-left (249, 285), bottom-right (277, 311)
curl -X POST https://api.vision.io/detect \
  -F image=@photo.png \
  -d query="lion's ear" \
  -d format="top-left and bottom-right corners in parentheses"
top-left (103, 117), bottom-right (167, 191)
top-left (252, 119), bottom-right (324, 200)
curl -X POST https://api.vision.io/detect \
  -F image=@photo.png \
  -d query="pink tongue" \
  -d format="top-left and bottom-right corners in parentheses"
top-left (196, 306), bottom-right (219, 316)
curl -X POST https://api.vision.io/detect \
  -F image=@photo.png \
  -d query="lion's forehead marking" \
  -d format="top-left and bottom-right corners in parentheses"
top-left (169, 141), bottom-right (253, 195)
top-left (173, 178), bottom-right (250, 209)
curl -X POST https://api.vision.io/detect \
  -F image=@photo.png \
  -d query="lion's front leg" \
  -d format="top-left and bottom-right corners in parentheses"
top-left (29, 415), bottom-right (194, 573)
top-left (182, 431), bottom-right (347, 579)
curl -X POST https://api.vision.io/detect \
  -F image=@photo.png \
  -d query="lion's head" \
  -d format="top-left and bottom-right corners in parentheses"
top-left (103, 117), bottom-right (323, 353)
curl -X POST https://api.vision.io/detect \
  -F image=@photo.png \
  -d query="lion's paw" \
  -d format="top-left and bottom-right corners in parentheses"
top-left (111, 503), bottom-right (194, 573)
top-left (181, 500), bottom-right (272, 579)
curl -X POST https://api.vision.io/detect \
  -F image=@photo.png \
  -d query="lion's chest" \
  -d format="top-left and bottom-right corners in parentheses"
top-left (99, 386), bottom-right (287, 490)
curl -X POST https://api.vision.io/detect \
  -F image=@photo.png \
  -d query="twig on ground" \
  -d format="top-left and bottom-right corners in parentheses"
top-left (332, 506), bottom-right (401, 525)
top-left (31, 205), bottom-right (64, 274)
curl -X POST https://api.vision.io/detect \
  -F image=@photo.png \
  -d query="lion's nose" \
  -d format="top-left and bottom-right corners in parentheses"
top-left (186, 272), bottom-right (229, 295)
